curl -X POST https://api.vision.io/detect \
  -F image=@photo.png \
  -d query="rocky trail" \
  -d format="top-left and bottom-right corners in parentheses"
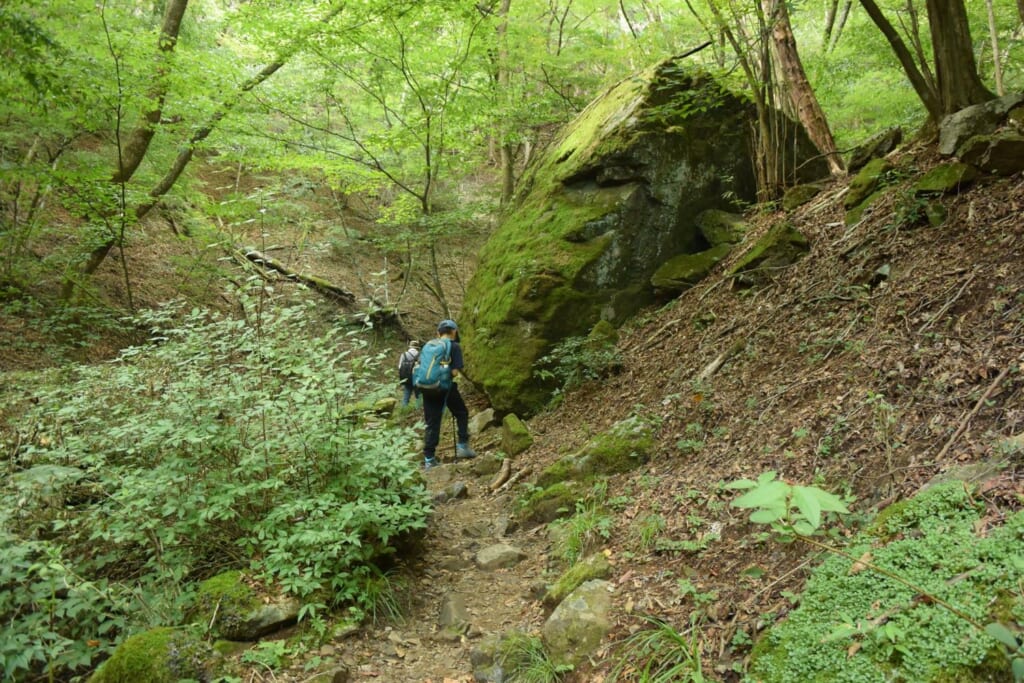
top-left (267, 451), bottom-right (563, 683)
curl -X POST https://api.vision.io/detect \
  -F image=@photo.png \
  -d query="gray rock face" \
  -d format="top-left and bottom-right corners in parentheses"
top-left (848, 126), bottom-right (902, 170)
top-left (541, 579), bottom-right (613, 668)
top-left (475, 543), bottom-right (527, 570)
top-left (222, 596), bottom-right (302, 641)
top-left (939, 93), bottom-right (1024, 156)
top-left (469, 408), bottom-right (497, 436)
top-left (462, 58), bottom-right (828, 416)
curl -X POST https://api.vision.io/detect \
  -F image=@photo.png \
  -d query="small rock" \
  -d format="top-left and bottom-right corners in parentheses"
top-left (476, 543), bottom-right (528, 570)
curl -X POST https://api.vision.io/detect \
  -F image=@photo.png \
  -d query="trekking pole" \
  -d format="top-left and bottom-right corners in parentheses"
top-left (451, 412), bottom-right (458, 460)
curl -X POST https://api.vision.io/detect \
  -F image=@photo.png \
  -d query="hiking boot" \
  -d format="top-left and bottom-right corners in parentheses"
top-left (455, 443), bottom-right (477, 459)
top-left (423, 457), bottom-right (439, 471)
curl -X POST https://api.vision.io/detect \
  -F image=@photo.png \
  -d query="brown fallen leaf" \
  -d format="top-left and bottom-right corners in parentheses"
top-left (849, 551), bottom-right (872, 575)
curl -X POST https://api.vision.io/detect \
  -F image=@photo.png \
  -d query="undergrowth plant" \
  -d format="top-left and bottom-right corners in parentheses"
top-left (2, 293), bottom-right (430, 681)
top-left (608, 613), bottom-right (706, 683)
top-left (548, 492), bottom-right (614, 566)
top-left (535, 334), bottom-right (623, 395)
top-left (498, 632), bottom-right (573, 683)
top-left (730, 474), bottom-right (1024, 681)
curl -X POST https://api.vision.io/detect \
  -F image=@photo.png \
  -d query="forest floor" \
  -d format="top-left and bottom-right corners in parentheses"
top-left (230, 148), bottom-right (1024, 682)
top-left (3, 147), bottom-right (1024, 682)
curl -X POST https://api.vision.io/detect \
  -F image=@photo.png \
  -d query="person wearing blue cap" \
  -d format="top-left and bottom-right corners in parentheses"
top-left (419, 319), bottom-right (476, 470)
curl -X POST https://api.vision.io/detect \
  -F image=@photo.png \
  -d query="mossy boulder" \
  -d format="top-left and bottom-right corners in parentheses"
top-left (88, 627), bottom-right (218, 683)
top-left (517, 481), bottom-right (584, 527)
top-left (913, 162), bottom-right (980, 196)
top-left (958, 133), bottom-right (1024, 176)
top-left (537, 416), bottom-right (656, 488)
top-left (844, 158), bottom-right (892, 209)
top-left (190, 571), bottom-right (300, 641)
top-left (651, 244), bottom-right (733, 292)
top-left (543, 553), bottom-right (613, 607)
top-left (541, 580), bottom-right (613, 668)
top-left (938, 92), bottom-right (1024, 155)
top-left (588, 319), bottom-right (619, 346)
top-left (696, 209), bottom-right (748, 245)
top-left (727, 222), bottom-right (809, 286)
top-left (847, 126), bottom-right (902, 171)
top-left (781, 183), bottom-right (824, 211)
top-left (462, 58), bottom-right (827, 416)
top-left (501, 413), bottom-right (534, 456)
top-left (749, 482), bottom-right (1024, 682)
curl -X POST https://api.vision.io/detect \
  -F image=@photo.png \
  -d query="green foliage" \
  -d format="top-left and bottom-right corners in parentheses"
top-left (748, 482), bottom-right (1024, 682)
top-left (727, 470), bottom-right (851, 538)
top-left (608, 613), bottom-right (706, 683)
top-left (498, 632), bottom-right (572, 683)
top-left (535, 334), bottom-right (624, 396)
top-left (548, 497), bottom-right (614, 566)
top-left (2, 295), bottom-right (430, 681)
top-left (240, 640), bottom-right (289, 671)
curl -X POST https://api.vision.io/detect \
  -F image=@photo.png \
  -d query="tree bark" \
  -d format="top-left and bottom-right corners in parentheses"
top-left (858, 0), bottom-right (942, 121)
top-left (765, 0), bottom-right (844, 175)
top-left (112, 0), bottom-right (189, 184)
top-left (984, 0), bottom-right (1004, 96)
top-left (828, 0), bottom-right (853, 52)
top-left (240, 249), bottom-right (356, 304)
top-left (495, 0), bottom-right (516, 207)
top-left (925, 0), bottom-right (994, 115)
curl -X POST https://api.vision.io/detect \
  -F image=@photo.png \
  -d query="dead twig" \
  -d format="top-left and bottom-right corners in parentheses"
top-left (497, 466), bottom-right (533, 493)
top-left (917, 271), bottom-right (976, 334)
top-left (934, 362), bottom-right (1013, 461)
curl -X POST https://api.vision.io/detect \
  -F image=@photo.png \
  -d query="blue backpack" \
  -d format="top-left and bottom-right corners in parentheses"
top-left (413, 338), bottom-right (453, 393)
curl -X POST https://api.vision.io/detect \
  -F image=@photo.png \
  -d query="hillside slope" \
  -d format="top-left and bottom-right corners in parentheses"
top-left (511, 147), bottom-right (1024, 679)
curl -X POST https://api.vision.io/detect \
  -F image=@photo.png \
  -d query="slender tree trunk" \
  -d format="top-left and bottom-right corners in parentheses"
top-left (828, 0), bottom-right (853, 52)
top-left (765, 0), bottom-right (844, 175)
top-left (925, 0), bottom-right (995, 115)
top-left (62, 0), bottom-right (189, 301)
top-left (823, 0), bottom-right (839, 49)
top-left (858, 0), bottom-right (942, 121)
top-left (1018, 0), bottom-right (1024, 25)
top-left (495, 0), bottom-right (515, 207)
top-left (112, 0), bottom-right (188, 184)
top-left (985, 0), bottom-right (1004, 95)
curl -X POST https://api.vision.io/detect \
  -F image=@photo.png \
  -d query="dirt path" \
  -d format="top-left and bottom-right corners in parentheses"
top-left (311, 457), bottom-right (551, 682)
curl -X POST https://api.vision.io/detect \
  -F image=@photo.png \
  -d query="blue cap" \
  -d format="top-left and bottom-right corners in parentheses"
top-left (438, 319), bottom-right (458, 332)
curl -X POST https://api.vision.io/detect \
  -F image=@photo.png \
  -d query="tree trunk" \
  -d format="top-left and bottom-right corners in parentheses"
top-left (112, 0), bottom-right (189, 184)
top-left (1018, 0), bottom-right (1024, 25)
top-left (828, 0), bottom-right (853, 52)
top-left (984, 0), bottom-right (1004, 95)
top-left (925, 0), bottom-right (994, 115)
top-left (823, 0), bottom-right (839, 49)
top-left (766, 0), bottom-right (844, 175)
top-left (858, 0), bottom-right (942, 121)
top-left (495, 0), bottom-right (516, 207)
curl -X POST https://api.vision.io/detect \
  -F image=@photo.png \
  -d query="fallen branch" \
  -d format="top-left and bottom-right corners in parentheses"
top-left (496, 466), bottom-right (532, 493)
top-left (241, 248), bottom-right (356, 305)
top-left (934, 362), bottom-right (1013, 461)
top-left (488, 458), bottom-right (513, 492)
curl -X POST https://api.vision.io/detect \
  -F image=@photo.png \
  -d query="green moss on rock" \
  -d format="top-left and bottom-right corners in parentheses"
top-left (696, 209), bottom-right (748, 245)
top-left (844, 158), bottom-right (893, 209)
top-left (89, 627), bottom-right (216, 683)
top-left (913, 162), bottom-right (980, 196)
top-left (651, 244), bottom-right (733, 292)
top-left (543, 553), bottom-right (613, 607)
top-left (517, 482), bottom-right (584, 527)
top-left (727, 222), bottom-right (809, 285)
top-left (501, 413), bottom-right (534, 456)
top-left (782, 183), bottom-right (824, 211)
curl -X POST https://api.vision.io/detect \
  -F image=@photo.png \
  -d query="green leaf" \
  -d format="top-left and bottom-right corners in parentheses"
top-left (750, 505), bottom-right (787, 524)
top-left (986, 622), bottom-right (1021, 649)
top-left (1012, 657), bottom-right (1024, 681)
top-left (791, 485), bottom-right (823, 529)
top-left (732, 480), bottom-right (790, 509)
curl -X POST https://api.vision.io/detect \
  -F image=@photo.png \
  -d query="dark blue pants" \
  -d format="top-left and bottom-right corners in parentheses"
top-left (422, 384), bottom-right (469, 461)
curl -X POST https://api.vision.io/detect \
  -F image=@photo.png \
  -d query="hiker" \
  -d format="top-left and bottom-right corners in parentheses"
top-left (398, 340), bottom-right (421, 407)
top-left (415, 319), bottom-right (476, 470)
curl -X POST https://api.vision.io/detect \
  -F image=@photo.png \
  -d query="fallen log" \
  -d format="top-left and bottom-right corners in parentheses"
top-left (241, 248), bottom-right (356, 305)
